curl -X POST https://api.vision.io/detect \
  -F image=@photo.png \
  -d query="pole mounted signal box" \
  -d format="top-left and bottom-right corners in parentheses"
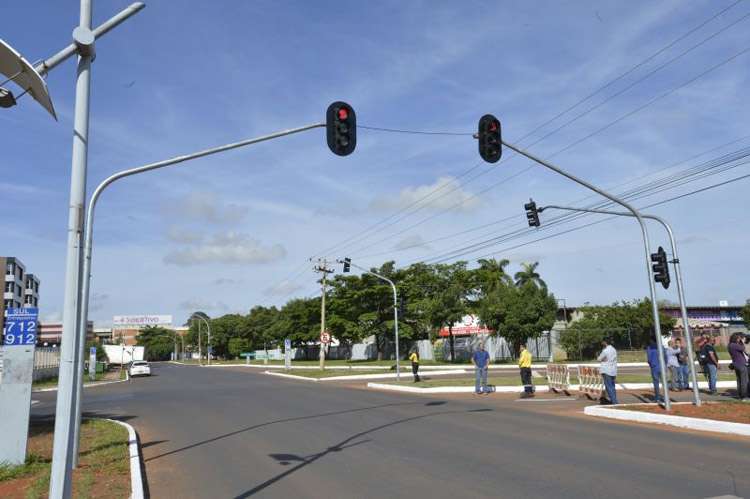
top-left (327, 101), bottom-right (356, 156)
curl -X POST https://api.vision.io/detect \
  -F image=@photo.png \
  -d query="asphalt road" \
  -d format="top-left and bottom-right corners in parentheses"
top-left (32, 363), bottom-right (750, 499)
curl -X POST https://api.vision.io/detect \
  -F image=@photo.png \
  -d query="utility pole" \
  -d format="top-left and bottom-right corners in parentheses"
top-left (313, 259), bottom-right (334, 369)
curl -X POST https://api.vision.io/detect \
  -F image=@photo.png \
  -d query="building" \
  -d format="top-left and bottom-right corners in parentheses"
top-left (38, 321), bottom-right (94, 346)
top-left (2, 256), bottom-right (40, 333)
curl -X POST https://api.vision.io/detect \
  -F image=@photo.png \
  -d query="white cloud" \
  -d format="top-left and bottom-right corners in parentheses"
top-left (89, 292), bottom-right (110, 312)
top-left (167, 226), bottom-right (204, 244)
top-left (393, 234), bottom-right (429, 251)
top-left (264, 280), bottom-right (304, 297)
top-left (213, 277), bottom-right (242, 285)
top-left (178, 300), bottom-right (230, 312)
top-left (167, 192), bottom-right (248, 224)
top-left (163, 232), bottom-right (286, 266)
top-left (369, 176), bottom-right (479, 213)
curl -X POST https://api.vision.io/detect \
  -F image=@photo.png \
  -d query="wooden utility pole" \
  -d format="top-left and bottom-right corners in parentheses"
top-left (313, 259), bottom-right (334, 369)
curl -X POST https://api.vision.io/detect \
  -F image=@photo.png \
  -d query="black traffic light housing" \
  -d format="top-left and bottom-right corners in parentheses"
top-left (650, 246), bottom-right (671, 289)
top-left (327, 101), bottom-right (356, 156)
top-left (524, 199), bottom-right (540, 227)
top-left (342, 257), bottom-right (351, 273)
top-left (477, 114), bottom-right (502, 163)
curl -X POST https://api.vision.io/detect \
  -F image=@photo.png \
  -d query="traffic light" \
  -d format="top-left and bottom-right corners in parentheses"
top-left (327, 101), bottom-right (356, 156)
top-left (477, 114), bottom-right (501, 163)
top-left (524, 199), bottom-right (540, 227)
top-left (650, 246), bottom-right (671, 289)
top-left (342, 257), bottom-right (351, 273)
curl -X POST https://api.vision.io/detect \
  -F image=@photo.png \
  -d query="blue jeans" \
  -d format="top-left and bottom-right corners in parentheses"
top-left (475, 367), bottom-right (488, 393)
top-left (704, 363), bottom-right (717, 393)
top-left (679, 364), bottom-right (690, 389)
top-left (602, 374), bottom-right (618, 404)
top-left (650, 368), bottom-right (663, 402)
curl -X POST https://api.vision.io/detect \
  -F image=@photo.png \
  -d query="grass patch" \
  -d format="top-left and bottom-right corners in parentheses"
top-left (276, 369), bottom-right (391, 379)
top-left (0, 419), bottom-right (130, 499)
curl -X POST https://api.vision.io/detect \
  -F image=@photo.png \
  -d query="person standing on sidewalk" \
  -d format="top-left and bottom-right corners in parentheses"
top-left (597, 339), bottom-right (618, 405)
top-left (699, 335), bottom-right (719, 395)
top-left (472, 343), bottom-right (491, 395)
top-left (675, 338), bottom-right (690, 390)
top-left (646, 338), bottom-right (665, 403)
top-left (728, 333), bottom-right (748, 401)
top-left (665, 340), bottom-right (681, 391)
top-left (408, 348), bottom-right (421, 383)
top-left (518, 344), bottom-right (534, 398)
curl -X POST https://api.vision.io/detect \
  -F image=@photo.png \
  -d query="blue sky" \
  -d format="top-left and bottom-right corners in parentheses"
top-left (1, 0), bottom-right (748, 326)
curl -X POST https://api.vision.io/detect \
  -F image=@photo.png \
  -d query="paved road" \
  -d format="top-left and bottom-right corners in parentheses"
top-left (33, 363), bottom-right (750, 499)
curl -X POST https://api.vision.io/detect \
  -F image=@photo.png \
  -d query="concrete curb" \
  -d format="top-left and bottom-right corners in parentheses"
top-left (320, 369), bottom-right (467, 381)
top-left (584, 404), bottom-right (750, 436)
top-left (32, 377), bottom-right (127, 393)
top-left (264, 370), bottom-right (320, 382)
top-left (366, 380), bottom-right (737, 394)
top-left (102, 418), bottom-right (145, 499)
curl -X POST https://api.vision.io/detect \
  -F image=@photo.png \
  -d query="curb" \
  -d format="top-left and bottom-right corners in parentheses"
top-left (584, 404), bottom-right (750, 436)
top-left (264, 370), bottom-right (319, 382)
top-left (32, 377), bottom-right (128, 393)
top-left (102, 418), bottom-right (145, 499)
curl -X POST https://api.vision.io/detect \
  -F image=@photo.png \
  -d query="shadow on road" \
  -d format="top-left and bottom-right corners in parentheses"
top-left (233, 405), bottom-right (494, 498)
top-left (145, 401), bottom-right (442, 463)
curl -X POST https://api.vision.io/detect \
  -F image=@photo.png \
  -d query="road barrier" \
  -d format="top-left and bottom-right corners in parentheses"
top-left (577, 365), bottom-right (603, 399)
top-left (546, 364), bottom-right (571, 393)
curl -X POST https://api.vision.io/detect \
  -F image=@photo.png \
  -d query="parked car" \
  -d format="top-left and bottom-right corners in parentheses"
top-left (128, 360), bottom-right (151, 377)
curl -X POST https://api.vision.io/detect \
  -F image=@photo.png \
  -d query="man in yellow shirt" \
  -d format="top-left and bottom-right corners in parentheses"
top-left (519, 344), bottom-right (534, 398)
top-left (409, 348), bottom-right (421, 382)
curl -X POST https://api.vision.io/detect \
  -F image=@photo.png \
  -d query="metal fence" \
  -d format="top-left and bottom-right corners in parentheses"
top-left (0, 346), bottom-right (60, 383)
top-left (436, 333), bottom-right (552, 362)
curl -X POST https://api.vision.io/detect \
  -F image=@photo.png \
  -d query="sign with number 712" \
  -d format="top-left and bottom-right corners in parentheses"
top-left (3, 308), bottom-right (39, 346)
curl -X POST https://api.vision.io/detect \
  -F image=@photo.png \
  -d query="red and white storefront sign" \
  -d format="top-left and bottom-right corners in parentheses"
top-left (438, 315), bottom-right (493, 337)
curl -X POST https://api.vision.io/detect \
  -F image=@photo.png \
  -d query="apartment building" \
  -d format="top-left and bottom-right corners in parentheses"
top-left (2, 256), bottom-right (40, 333)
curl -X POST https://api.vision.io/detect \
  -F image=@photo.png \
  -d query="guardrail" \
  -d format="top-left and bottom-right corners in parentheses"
top-left (545, 363), bottom-right (571, 393)
top-left (577, 365), bottom-right (603, 400)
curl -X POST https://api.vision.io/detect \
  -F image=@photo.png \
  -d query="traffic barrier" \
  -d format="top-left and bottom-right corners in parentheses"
top-left (577, 365), bottom-right (603, 399)
top-left (546, 364), bottom-right (571, 393)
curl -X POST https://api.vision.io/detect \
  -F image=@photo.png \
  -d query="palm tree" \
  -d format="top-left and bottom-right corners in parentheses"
top-left (514, 262), bottom-right (546, 289)
top-left (474, 258), bottom-right (512, 294)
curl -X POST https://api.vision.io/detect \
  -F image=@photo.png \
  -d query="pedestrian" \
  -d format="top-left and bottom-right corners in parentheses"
top-left (698, 334), bottom-right (719, 395)
top-left (518, 344), bottom-right (534, 398)
top-left (674, 338), bottom-right (690, 390)
top-left (728, 333), bottom-right (748, 401)
top-left (472, 342), bottom-right (490, 395)
top-left (665, 339), bottom-right (681, 391)
top-left (646, 338), bottom-right (665, 403)
top-left (597, 339), bottom-right (618, 405)
top-left (409, 348), bottom-right (421, 383)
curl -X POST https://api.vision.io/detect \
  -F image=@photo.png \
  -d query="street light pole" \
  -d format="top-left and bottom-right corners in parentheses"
top-left (540, 204), bottom-right (701, 406)
top-left (347, 261), bottom-right (400, 380)
top-left (502, 140), bottom-right (671, 409)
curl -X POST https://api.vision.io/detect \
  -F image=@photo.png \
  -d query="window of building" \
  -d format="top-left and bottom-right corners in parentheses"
top-left (6, 262), bottom-right (14, 275)
top-left (16, 284), bottom-right (22, 296)
top-left (4, 282), bottom-right (12, 292)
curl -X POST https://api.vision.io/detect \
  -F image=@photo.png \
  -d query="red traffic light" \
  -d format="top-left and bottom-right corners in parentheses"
top-left (338, 108), bottom-right (349, 120)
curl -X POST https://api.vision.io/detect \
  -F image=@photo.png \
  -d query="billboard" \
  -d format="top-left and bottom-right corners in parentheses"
top-left (112, 315), bottom-right (173, 328)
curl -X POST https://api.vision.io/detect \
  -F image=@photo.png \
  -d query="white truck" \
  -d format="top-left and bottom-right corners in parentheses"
top-left (102, 344), bottom-right (145, 365)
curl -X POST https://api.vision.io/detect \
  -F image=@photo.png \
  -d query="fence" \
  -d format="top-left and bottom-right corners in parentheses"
top-left (437, 333), bottom-right (552, 362)
top-left (0, 346), bottom-right (60, 383)
top-left (577, 365), bottom-right (603, 399)
top-left (546, 363), bottom-right (571, 393)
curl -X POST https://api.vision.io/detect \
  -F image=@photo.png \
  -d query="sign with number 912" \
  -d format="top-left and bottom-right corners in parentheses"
top-left (3, 308), bottom-right (39, 346)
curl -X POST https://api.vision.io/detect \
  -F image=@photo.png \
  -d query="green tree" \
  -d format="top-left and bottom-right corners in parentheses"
top-left (227, 337), bottom-right (251, 358)
top-left (136, 326), bottom-right (176, 361)
top-left (246, 305), bottom-right (281, 350)
top-left (513, 262), bottom-right (546, 289)
top-left (209, 314), bottom-right (249, 359)
top-left (741, 300), bottom-right (750, 327)
top-left (423, 262), bottom-right (471, 362)
top-left (269, 297), bottom-right (320, 345)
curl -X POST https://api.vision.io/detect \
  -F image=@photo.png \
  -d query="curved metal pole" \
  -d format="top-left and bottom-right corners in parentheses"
top-left (349, 262), bottom-right (400, 380)
top-left (192, 315), bottom-right (211, 364)
top-left (503, 140), bottom-right (670, 409)
top-left (542, 204), bottom-right (701, 405)
top-left (71, 122), bottom-right (324, 459)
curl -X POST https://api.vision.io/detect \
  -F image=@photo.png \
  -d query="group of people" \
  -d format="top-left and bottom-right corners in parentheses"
top-left (598, 333), bottom-right (750, 405)
top-left (471, 342), bottom-right (534, 397)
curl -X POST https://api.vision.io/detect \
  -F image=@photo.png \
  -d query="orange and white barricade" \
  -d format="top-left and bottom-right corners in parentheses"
top-left (545, 364), bottom-right (571, 393)
top-left (577, 365), bottom-right (603, 399)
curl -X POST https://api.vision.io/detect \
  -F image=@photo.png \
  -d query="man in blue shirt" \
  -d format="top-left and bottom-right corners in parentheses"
top-left (646, 338), bottom-right (666, 403)
top-left (472, 343), bottom-right (491, 394)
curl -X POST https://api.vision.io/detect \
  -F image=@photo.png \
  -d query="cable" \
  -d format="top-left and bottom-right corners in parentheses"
top-left (358, 125), bottom-right (473, 136)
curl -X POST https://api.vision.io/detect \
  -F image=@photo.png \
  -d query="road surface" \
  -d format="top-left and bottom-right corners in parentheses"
top-left (32, 363), bottom-right (750, 498)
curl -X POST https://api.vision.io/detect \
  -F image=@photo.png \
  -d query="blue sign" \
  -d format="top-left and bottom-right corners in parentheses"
top-left (3, 308), bottom-right (39, 346)
top-left (284, 338), bottom-right (291, 351)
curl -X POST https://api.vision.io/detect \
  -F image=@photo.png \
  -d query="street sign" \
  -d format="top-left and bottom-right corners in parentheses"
top-left (240, 352), bottom-right (255, 358)
top-left (2, 308), bottom-right (38, 346)
top-left (88, 347), bottom-right (97, 381)
top-left (320, 331), bottom-right (331, 344)
top-left (284, 338), bottom-right (291, 369)
top-left (284, 338), bottom-right (291, 351)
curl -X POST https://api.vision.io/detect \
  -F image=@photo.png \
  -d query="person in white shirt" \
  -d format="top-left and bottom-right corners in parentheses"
top-left (598, 339), bottom-right (618, 405)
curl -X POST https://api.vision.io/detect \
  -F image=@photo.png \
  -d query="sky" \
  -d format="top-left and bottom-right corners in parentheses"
top-left (1, 0), bottom-right (748, 326)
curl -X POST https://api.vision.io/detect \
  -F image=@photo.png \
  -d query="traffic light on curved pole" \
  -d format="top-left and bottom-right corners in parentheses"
top-left (650, 246), bottom-right (671, 289)
top-left (477, 114), bottom-right (501, 163)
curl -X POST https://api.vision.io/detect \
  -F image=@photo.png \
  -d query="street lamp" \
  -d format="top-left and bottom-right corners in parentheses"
top-left (538, 203), bottom-right (701, 406)
top-left (191, 314), bottom-right (211, 365)
top-left (340, 259), bottom-right (401, 380)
